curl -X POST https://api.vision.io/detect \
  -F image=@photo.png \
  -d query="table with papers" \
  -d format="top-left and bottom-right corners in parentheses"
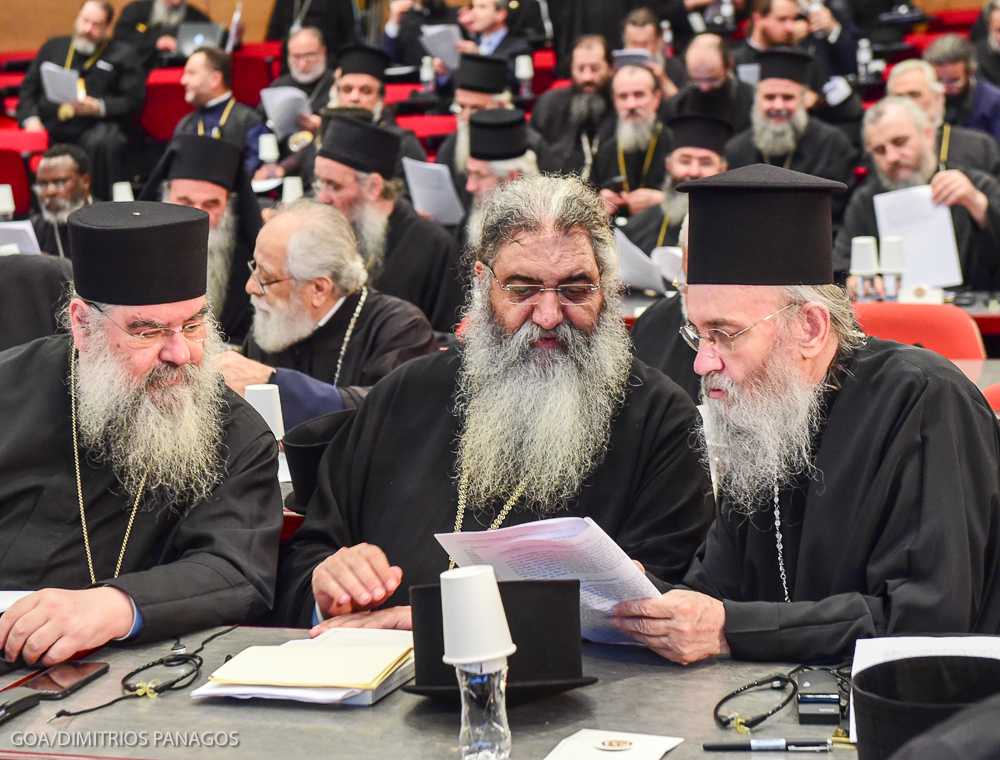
top-left (0, 626), bottom-right (814, 759)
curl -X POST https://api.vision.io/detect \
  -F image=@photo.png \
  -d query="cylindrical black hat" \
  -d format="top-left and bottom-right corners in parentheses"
top-left (667, 114), bottom-right (733, 156)
top-left (337, 44), bottom-right (390, 82)
top-left (69, 201), bottom-right (209, 305)
top-left (470, 108), bottom-right (528, 161)
top-left (165, 134), bottom-right (241, 190)
top-left (758, 47), bottom-right (813, 84)
top-left (679, 164), bottom-right (844, 285)
top-left (317, 114), bottom-right (401, 179)
top-left (455, 53), bottom-right (508, 94)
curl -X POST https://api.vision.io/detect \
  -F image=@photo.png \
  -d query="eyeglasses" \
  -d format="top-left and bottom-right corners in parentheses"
top-left (33, 177), bottom-right (74, 192)
top-left (85, 301), bottom-right (208, 348)
top-left (486, 264), bottom-right (601, 307)
top-left (247, 259), bottom-right (294, 294)
top-left (679, 303), bottom-right (798, 355)
top-left (311, 177), bottom-right (340, 197)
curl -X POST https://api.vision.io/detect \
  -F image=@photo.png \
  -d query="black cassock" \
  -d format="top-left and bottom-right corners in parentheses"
top-left (113, 0), bottom-right (211, 69)
top-left (531, 86), bottom-right (615, 176)
top-left (663, 79), bottom-right (755, 135)
top-left (676, 339), bottom-right (1000, 662)
top-left (939, 124), bottom-right (1000, 177)
top-left (0, 255), bottom-right (72, 352)
top-left (832, 169), bottom-right (1000, 285)
top-left (379, 199), bottom-right (464, 334)
top-left (0, 336), bottom-right (284, 642)
top-left (590, 125), bottom-right (673, 201)
top-left (622, 204), bottom-right (681, 253)
top-left (630, 296), bottom-right (699, 403)
top-left (30, 214), bottom-right (71, 259)
top-left (725, 118), bottom-right (857, 224)
top-left (275, 350), bottom-right (715, 625)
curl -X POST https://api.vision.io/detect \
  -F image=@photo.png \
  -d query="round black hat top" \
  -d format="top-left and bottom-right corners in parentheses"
top-left (667, 114), bottom-right (733, 156)
top-left (69, 201), bottom-right (209, 306)
top-left (318, 114), bottom-right (401, 179)
top-left (470, 108), bottom-right (528, 161)
top-left (455, 53), bottom-right (508, 94)
top-left (337, 44), bottom-right (390, 82)
top-left (166, 133), bottom-right (242, 191)
top-left (678, 164), bottom-right (845, 286)
top-left (758, 47), bottom-right (814, 85)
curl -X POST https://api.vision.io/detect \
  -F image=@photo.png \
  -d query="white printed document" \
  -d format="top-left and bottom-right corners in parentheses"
top-left (435, 517), bottom-right (660, 644)
top-left (873, 185), bottom-right (963, 288)
top-left (259, 86), bottom-right (311, 140)
top-left (420, 24), bottom-right (463, 71)
top-left (40, 62), bottom-right (80, 104)
top-left (402, 157), bottom-right (465, 226)
top-left (616, 229), bottom-right (666, 294)
top-left (0, 221), bottom-right (41, 254)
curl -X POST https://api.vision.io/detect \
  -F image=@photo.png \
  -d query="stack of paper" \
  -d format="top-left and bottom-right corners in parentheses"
top-left (191, 629), bottom-right (414, 706)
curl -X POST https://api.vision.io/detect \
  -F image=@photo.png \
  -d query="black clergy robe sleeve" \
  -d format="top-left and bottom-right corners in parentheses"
top-left (680, 360), bottom-right (1000, 662)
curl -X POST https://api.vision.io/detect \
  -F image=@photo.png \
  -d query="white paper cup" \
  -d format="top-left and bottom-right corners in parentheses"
top-left (879, 235), bottom-right (905, 275)
top-left (514, 54), bottom-right (534, 81)
top-left (440, 566), bottom-right (516, 666)
top-left (0, 184), bottom-right (14, 217)
top-left (281, 176), bottom-right (304, 205)
top-left (245, 383), bottom-right (285, 440)
top-left (259, 133), bottom-right (280, 164)
top-left (850, 236), bottom-right (879, 277)
top-left (111, 182), bottom-right (134, 202)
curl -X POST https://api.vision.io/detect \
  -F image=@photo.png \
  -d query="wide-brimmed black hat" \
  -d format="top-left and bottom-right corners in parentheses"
top-left (455, 53), bottom-right (508, 94)
top-left (404, 579), bottom-right (597, 703)
top-left (470, 108), bottom-right (528, 161)
top-left (338, 44), bottom-right (390, 82)
top-left (758, 47), bottom-right (813, 85)
top-left (679, 164), bottom-right (844, 286)
top-left (318, 114), bottom-right (401, 179)
top-left (667, 114), bottom-right (733, 157)
top-left (69, 201), bottom-right (208, 306)
top-left (853, 655), bottom-right (1000, 760)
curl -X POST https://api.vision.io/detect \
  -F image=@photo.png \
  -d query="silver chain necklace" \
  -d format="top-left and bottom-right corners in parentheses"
top-left (773, 484), bottom-right (791, 603)
top-left (331, 287), bottom-right (367, 387)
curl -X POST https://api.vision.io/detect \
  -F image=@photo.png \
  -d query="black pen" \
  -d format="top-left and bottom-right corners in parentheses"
top-left (703, 738), bottom-right (832, 752)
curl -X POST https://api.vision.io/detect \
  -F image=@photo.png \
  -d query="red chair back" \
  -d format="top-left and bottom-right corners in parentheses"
top-left (0, 149), bottom-right (32, 216)
top-left (981, 383), bottom-right (1000, 412)
top-left (854, 302), bottom-right (986, 360)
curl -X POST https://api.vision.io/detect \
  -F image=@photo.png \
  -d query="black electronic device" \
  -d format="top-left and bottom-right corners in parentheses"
top-left (794, 669), bottom-right (842, 726)
top-left (0, 661), bottom-right (109, 725)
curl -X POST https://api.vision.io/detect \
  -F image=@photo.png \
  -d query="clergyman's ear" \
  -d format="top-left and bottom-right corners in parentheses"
top-left (797, 301), bottom-right (831, 359)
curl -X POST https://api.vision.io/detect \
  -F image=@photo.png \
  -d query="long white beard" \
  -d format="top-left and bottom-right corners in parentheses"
top-left (352, 201), bottom-right (389, 280)
top-left (206, 208), bottom-right (237, 318)
top-left (696, 335), bottom-right (824, 514)
top-left (75, 322), bottom-right (227, 510)
top-left (616, 114), bottom-right (656, 154)
top-left (455, 284), bottom-right (632, 513)
top-left (660, 179), bottom-right (689, 221)
top-left (39, 195), bottom-right (87, 225)
top-left (465, 195), bottom-right (488, 250)
top-left (150, 0), bottom-right (187, 27)
top-left (454, 119), bottom-right (470, 174)
top-left (250, 292), bottom-right (317, 353)
top-left (73, 36), bottom-right (97, 55)
top-left (751, 106), bottom-right (808, 158)
top-left (290, 60), bottom-right (327, 85)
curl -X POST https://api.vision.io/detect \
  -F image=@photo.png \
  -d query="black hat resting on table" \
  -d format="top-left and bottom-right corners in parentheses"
top-left (318, 114), bottom-right (401, 179)
top-left (758, 47), bottom-right (813, 85)
top-left (454, 53), bottom-right (508, 94)
top-left (337, 44), bottom-right (390, 82)
top-left (679, 164), bottom-right (845, 286)
top-left (666, 114), bottom-right (734, 157)
top-left (69, 201), bottom-right (208, 306)
top-left (470, 108), bottom-right (528, 161)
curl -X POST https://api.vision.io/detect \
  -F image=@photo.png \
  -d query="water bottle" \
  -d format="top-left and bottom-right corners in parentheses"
top-left (660, 20), bottom-right (674, 58)
top-left (720, 0), bottom-right (735, 30)
top-left (456, 661), bottom-right (512, 760)
top-left (856, 38), bottom-right (872, 81)
top-left (420, 55), bottom-right (436, 94)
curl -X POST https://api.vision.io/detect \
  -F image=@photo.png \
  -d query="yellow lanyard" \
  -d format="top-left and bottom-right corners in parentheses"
top-left (655, 211), bottom-right (670, 248)
top-left (197, 97), bottom-right (236, 139)
top-left (617, 122), bottom-right (662, 193)
top-left (939, 123), bottom-right (951, 170)
top-left (63, 41), bottom-right (106, 72)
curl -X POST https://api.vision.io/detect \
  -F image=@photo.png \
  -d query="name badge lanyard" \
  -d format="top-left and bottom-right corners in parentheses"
top-left (197, 97), bottom-right (236, 139)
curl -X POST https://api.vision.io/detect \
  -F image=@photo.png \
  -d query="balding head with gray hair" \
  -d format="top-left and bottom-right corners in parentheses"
top-left (274, 198), bottom-right (367, 295)
top-left (924, 34), bottom-right (976, 72)
top-left (863, 95), bottom-right (931, 140)
top-left (887, 59), bottom-right (944, 94)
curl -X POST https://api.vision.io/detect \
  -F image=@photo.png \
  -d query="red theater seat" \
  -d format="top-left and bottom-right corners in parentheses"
top-left (140, 67), bottom-right (191, 142)
top-left (854, 302), bottom-right (986, 360)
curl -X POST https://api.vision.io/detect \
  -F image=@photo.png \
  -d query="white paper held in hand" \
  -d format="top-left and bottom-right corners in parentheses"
top-left (259, 86), bottom-right (311, 140)
top-left (419, 24), bottom-right (463, 71)
top-left (615, 229), bottom-right (666, 294)
top-left (40, 62), bottom-right (80, 104)
top-left (245, 384), bottom-right (284, 440)
top-left (402, 157), bottom-right (465, 226)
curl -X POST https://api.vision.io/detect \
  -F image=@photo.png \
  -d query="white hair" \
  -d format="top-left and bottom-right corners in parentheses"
top-left (486, 149), bottom-right (539, 179)
top-left (887, 59), bottom-right (945, 94)
top-left (277, 198), bottom-right (368, 294)
top-left (863, 95), bottom-right (931, 139)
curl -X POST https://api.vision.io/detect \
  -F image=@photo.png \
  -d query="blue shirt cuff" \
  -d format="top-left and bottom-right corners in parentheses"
top-left (114, 595), bottom-right (143, 641)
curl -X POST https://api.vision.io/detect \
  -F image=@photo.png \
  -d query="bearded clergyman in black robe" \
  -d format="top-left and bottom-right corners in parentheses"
top-left (216, 199), bottom-right (434, 431)
top-left (275, 175), bottom-right (715, 630)
top-left (0, 201), bottom-right (282, 666)
top-left (611, 164), bottom-right (1000, 665)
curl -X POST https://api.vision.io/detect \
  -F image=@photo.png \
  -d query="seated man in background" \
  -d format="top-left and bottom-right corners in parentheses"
top-left (113, 0), bottom-right (211, 69)
top-left (31, 144), bottom-right (93, 259)
top-left (612, 163), bottom-right (1000, 664)
top-left (925, 34), bottom-right (1000, 144)
top-left (141, 133), bottom-right (260, 344)
top-left (16, 0), bottom-right (145, 200)
top-left (887, 59), bottom-right (1000, 177)
top-left (623, 113), bottom-right (731, 253)
top-left (456, 0), bottom-right (532, 67)
top-left (620, 6), bottom-right (682, 99)
top-left (0, 201), bottom-right (282, 665)
top-left (275, 174), bottom-right (714, 630)
top-left (835, 97), bottom-right (1000, 291)
top-left (975, 0), bottom-right (1000, 88)
top-left (218, 199), bottom-right (434, 430)
top-left (382, 0), bottom-right (459, 67)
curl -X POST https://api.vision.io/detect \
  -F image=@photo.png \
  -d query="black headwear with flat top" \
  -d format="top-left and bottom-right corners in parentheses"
top-left (470, 108), bottom-right (528, 161)
top-left (758, 47), bottom-right (813, 85)
top-left (679, 164), bottom-right (845, 285)
top-left (69, 201), bottom-right (208, 306)
top-left (337, 44), bottom-right (390, 82)
top-left (455, 53), bottom-right (508, 94)
top-left (667, 113), bottom-right (734, 156)
top-left (317, 114), bottom-right (401, 179)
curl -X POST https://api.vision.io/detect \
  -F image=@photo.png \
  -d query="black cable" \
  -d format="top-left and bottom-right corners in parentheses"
top-left (713, 672), bottom-right (799, 733)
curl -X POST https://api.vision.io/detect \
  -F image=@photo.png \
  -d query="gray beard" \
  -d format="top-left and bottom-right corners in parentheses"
top-left (352, 202), bottom-right (389, 280)
top-left (75, 323), bottom-right (227, 510)
top-left (73, 36), bottom-right (97, 55)
top-left (206, 208), bottom-right (237, 319)
top-left (874, 149), bottom-right (938, 191)
top-left (660, 180), bottom-right (689, 221)
top-left (751, 107), bottom-right (808, 159)
top-left (568, 91), bottom-right (608, 131)
top-left (616, 115), bottom-right (656, 154)
top-left (454, 119), bottom-right (470, 174)
top-left (39, 195), bottom-right (87, 225)
top-left (455, 283), bottom-right (633, 513)
top-left (464, 196), bottom-right (487, 250)
top-left (290, 62), bottom-right (327, 85)
top-left (695, 335), bottom-right (824, 514)
top-left (150, 0), bottom-right (186, 27)
top-left (990, 36), bottom-right (1000, 55)
top-left (250, 292), bottom-right (317, 354)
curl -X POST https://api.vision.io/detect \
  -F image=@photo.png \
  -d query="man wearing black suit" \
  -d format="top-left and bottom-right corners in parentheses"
top-left (113, 0), bottom-right (211, 70)
top-left (267, 0), bottom-right (356, 56)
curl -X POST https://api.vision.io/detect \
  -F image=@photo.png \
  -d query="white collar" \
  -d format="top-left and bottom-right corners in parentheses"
top-left (316, 296), bottom-right (346, 327)
top-left (204, 91), bottom-right (233, 108)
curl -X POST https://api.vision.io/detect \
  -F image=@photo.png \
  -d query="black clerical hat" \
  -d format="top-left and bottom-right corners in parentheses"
top-left (853, 656), bottom-right (1000, 760)
top-left (758, 47), bottom-right (813, 84)
top-left (667, 114), bottom-right (733, 156)
top-left (317, 114), bottom-right (401, 178)
top-left (455, 53), bottom-right (508, 94)
top-left (679, 164), bottom-right (844, 285)
top-left (69, 201), bottom-right (208, 306)
top-left (470, 108), bottom-right (528, 161)
top-left (165, 134), bottom-right (241, 190)
top-left (337, 44), bottom-right (390, 82)
top-left (406, 580), bottom-right (597, 702)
